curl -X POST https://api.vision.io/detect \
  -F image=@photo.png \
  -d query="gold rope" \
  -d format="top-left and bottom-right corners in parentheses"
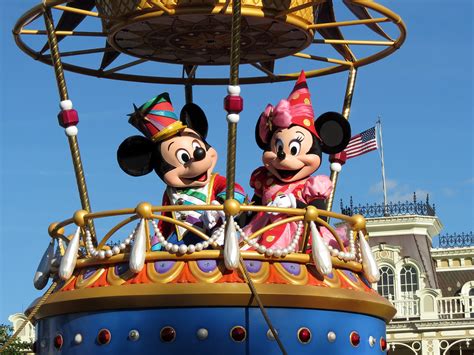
top-left (43, 5), bottom-right (96, 239)
top-left (0, 282), bottom-right (58, 353)
top-left (239, 258), bottom-right (288, 355)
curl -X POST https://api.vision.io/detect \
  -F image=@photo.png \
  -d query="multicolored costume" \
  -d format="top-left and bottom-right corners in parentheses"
top-left (152, 175), bottom-right (245, 248)
top-left (244, 167), bottom-right (332, 249)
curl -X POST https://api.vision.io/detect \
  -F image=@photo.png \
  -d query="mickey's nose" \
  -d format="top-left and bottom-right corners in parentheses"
top-left (277, 150), bottom-right (286, 160)
top-left (193, 147), bottom-right (206, 161)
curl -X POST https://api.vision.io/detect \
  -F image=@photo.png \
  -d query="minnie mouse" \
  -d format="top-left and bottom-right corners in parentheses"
top-left (117, 93), bottom-right (245, 249)
top-left (244, 71), bottom-right (351, 250)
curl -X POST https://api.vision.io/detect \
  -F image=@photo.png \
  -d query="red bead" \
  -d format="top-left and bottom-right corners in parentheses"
top-left (329, 151), bottom-right (347, 165)
top-left (224, 95), bottom-right (244, 113)
top-left (230, 326), bottom-right (246, 342)
top-left (160, 326), bottom-right (176, 342)
top-left (53, 334), bottom-right (63, 349)
top-left (58, 109), bottom-right (79, 128)
top-left (350, 331), bottom-right (360, 347)
top-left (97, 329), bottom-right (111, 345)
top-left (380, 337), bottom-right (387, 351)
top-left (297, 327), bottom-right (311, 344)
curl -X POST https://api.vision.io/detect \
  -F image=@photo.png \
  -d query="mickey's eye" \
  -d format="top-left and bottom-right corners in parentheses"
top-left (192, 140), bottom-right (202, 151)
top-left (289, 141), bottom-right (301, 156)
top-left (275, 139), bottom-right (284, 153)
top-left (176, 149), bottom-right (191, 164)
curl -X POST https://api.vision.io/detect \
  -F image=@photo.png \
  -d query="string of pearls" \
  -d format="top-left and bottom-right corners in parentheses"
top-left (84, 226), bottom-right (135, 259)
top-left (150, 220), bottom-right (220, 255)
top-left (240, 221), bottom-right (304, 258)
top-left (324, 230), bottom-right (357, 261)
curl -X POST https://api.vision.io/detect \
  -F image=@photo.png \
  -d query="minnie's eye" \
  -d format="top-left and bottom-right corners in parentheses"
top-left (176, 149), bottom-right (191, 164)
top-left (289, 141), bottom-right (301, 156)
top-left (192, 141), bottom-right (202, 151)
top-left (275, 139), bottom-right (284, 153)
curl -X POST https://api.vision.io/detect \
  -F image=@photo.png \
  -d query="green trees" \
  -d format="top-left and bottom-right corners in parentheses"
top-left (0, 324), bottom-right (33, 354)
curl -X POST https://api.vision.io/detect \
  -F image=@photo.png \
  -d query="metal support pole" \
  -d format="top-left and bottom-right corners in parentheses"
top-left (225, 0), bottom-right (242, 200)
top-left (43, 5), bottom-right (95, 238)
top-left (184, 84), bottom-right (193, 104)
top-left (326, 66), bottom-right (358, 213)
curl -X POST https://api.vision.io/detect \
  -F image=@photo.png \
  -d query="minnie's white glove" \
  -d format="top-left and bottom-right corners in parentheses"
top-left (200, 200), bottom-right (225, 229)
top-left (267, 193), bottom-right (297, 215)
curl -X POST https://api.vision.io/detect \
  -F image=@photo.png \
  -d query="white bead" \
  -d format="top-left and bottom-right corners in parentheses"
top-left (257, 245), bottom-right (266, 253)
top-left (196, 328), bottom-right (209, 340)
top-left (202, 241), bottom-right (209, 249)
top-left (98, 250), bottom-right (106, 259)
top-left (248, 240), bottom-right (256, 247)
top-left (120, 243), bottom-right (126, 250)
top-left (74, 333), bottom-right (83, 344)
top-left (265, 249), bottom-right (274, 257)
top-left (65, 126), bottom-right (78, 137)
top-left (105, 249), bottom-right (113, 257)
top-left (331, 249), bottom-right (339, 256)
top-left (158, 236), bottom-right (165, 242)
top-left (60, 100), bottom-right (73, 110)
top-left (178, 244), bottom-right (188, 254)
top-left (188, 245), bottom-right (195, 253)
top-left (330, 162), bottom-right (342, 172)
top-left (227, 113), bottom-right (240, 123)
top-left (282, 248), bottom-right (289, 254)
top-left (369, 335), bottom-right (376, 347)
top-left (125, 238), bottom-right (131, 244)
top-left (92, 250), bottom-right (99, 257)
top-left (171, 244), bottom-right (179, 253)
top-left (165, 243), bottom-right (172, 251)
top-left (227, 85), bottom-right (241, 96)
top-left (112, 246), bottom-right (120, 254)
top-left (281, 251), bottom-right (288, 257)
top-left (273, 250), bottom-right (282, 258)
top-left (327, 331), bottom-right (336, 342)
top-left (195, 243), bottom-right (203, 251)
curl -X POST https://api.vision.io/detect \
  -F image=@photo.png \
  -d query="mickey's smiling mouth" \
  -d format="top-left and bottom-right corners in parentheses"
top-left (183, 171), bottom-right (208, 182)
top-left (276, 168), bottom-right (301, 180)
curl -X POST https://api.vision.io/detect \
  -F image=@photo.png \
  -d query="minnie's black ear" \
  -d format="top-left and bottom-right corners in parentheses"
top-left (315, 112), bottom-right (351, 154)
top-left (180, 103), bottom-right (208, 138)
top-left (254, 118), bottom-right (268, 150)
top-left (117, 136), bottom-right (154, 177)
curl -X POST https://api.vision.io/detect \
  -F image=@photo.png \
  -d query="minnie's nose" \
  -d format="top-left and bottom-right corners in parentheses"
top-left (277, 150), bottom-right (286, 160)
top-left (193, 147), bottom-right (206, 161)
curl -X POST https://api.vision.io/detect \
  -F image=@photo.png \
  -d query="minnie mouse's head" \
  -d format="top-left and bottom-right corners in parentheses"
top-left (255, 72), bottom-right (351, 183)
top-left (117, 93), bottom-right (217, 188)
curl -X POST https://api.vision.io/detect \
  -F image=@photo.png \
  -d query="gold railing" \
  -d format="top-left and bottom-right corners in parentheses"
top-left (46, 200), bottom-right (369, 273)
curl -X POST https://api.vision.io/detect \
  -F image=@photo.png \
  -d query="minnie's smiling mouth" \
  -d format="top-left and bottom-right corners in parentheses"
top-left (276, 168), bottom-right (301, 180)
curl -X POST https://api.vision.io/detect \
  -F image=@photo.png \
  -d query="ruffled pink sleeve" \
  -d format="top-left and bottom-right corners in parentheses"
top-left (302, 175), bottom-right (333, 202)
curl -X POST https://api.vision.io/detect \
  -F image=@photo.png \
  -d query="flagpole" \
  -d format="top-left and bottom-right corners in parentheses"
top-left (377, 117), bottom-right (388, 215)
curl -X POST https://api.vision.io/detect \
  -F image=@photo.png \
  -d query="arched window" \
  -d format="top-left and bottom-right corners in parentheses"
top-left (400, 265), bottom-right (419, 298)
top-left (377, 266), bottom-right (395, 299)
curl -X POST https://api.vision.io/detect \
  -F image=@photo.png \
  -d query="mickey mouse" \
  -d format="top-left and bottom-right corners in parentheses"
top-left (117, 93), bottom-right (245, 249)
top-left (244, 71), bottom-right (351, 250)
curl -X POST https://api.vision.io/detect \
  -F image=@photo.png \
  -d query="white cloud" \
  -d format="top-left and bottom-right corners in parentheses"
top-left (369, 179), bottom-right (431, 203)
top-left (369, 179), bottom-right (398, 194)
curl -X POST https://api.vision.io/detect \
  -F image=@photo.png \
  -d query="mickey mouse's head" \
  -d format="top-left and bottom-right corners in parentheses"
top-left (117, 97), bottom-right (218, 188)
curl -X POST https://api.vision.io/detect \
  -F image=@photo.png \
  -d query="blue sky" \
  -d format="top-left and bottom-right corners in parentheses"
top-left (0, 1), bottom-right (472, 323)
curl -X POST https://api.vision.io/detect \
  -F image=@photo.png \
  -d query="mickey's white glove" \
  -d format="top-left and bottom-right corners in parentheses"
top-left (267, 193), bottom-right (297, 215)
top-left (200, 200), bottom-right (225, 229)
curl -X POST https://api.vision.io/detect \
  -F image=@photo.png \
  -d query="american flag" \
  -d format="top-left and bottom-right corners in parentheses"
top-left (344, 126), bottom-right (378, 159)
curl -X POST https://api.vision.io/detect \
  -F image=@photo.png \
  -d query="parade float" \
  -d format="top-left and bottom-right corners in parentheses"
top-left (9, 0), bottom-right (406, 353)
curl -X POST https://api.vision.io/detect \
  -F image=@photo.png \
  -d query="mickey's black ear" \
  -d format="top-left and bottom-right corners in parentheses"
top-left (117, 136), bottom-right (154, 177)
top-left (180, 103), bottom-right (208, 138)
top-left (315, 112), bottom-right (351, 154)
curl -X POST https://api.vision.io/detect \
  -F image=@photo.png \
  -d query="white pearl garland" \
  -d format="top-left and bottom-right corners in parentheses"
top-left (84, 226), bottom-right (135, 259)
top-left (151, 220), bottom-right (220, 255)
top-left (324, 229), bottom-right (358, 262)
top-left (240, 221), bottom-right (304, 258)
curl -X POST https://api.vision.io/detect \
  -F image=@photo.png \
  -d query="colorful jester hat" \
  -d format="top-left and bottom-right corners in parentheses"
top-left (128, 92), bottom-right (186, 142)
top-left (258, 70), bottom-right (320, 144)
